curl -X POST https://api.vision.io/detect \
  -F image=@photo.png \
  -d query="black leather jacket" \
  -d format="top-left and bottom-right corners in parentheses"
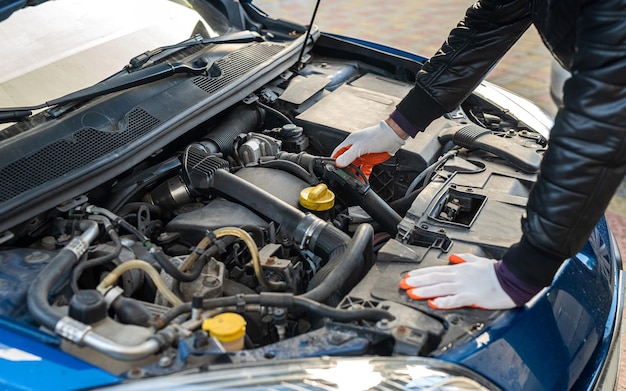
top-left (394, 0), bottom-right (626, 287)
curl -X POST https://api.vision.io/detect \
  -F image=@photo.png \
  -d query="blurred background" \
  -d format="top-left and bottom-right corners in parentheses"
top-left (256, 0), bottom-right (557, 113)
top-left (257, 0), bottom-right (626, 387)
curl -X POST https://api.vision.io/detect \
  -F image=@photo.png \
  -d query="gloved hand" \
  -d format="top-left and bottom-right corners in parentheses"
top-left (399, 253), bottom-right (516, 310)
top-left (332, 120), bottom-right (406, 177)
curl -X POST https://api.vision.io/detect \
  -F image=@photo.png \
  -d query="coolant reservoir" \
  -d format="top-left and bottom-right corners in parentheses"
top-left (299, 183), bottom-right (335, 211)
top-left (202, 312), bottom-right (247, 352)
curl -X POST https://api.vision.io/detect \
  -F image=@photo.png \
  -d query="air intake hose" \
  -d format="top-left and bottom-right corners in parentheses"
top-left (201, 105), bottom-right (264, 156)
top-left (181, 144), bottom-right (373, 302)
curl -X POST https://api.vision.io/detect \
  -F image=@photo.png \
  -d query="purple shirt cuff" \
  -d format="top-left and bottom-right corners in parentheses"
top-left (389, 110), bottom-right (420, 138)
top-left (494, 260), bottom-right (542, 307)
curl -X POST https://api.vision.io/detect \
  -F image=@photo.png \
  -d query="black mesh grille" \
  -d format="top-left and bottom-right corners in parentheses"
top-left (1, 43), bottom-right (287, 204)
top-left (193, 43), bottom-right (285, 93)
top-left (370, 168), bottom-right (396, 203)
top-left (0, 108), bottom-right (160, 203)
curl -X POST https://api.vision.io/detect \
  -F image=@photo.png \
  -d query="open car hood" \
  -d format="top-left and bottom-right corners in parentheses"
top-left (0, 1), bottom-right (621, 391)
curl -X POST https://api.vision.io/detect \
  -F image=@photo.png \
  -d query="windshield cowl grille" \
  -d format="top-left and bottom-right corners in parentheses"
top-left (192, 43), bottom-right (285, 93)
top-left (0, 108), bottom-right (159, 203)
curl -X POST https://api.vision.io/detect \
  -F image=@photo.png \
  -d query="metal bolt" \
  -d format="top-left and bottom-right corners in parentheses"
top-left (328, 333), bottom-right (344, 345)
top-left (202, 276), bottom-right (219, 287)
top-left (158, 355), bottom-right (173, 368)
top-left (25, 251), bottom-right (49, 264)
top-left (40, 236), bottom-right (57, 250)
top-left (127, 367), bottom-right (145, 379)
top-left (377, 319), bottom-right (390, 329)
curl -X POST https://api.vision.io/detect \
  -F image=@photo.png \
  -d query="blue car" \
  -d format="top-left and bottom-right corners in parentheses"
top-left (0, 1), bottom-right (621, 390)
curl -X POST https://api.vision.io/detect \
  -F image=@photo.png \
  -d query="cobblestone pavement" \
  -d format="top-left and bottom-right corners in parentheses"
top-left (257, 0), bottom-right (626, 387)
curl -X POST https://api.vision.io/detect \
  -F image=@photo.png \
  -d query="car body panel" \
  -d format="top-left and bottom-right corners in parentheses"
top-left (439, 218), bottom-right (623, 390)
top-left (0, 326), bottom-right (121, 390)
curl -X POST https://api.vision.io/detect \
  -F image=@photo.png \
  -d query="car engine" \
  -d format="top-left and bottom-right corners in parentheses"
top-left (0, 35), bottom-right (548, 378)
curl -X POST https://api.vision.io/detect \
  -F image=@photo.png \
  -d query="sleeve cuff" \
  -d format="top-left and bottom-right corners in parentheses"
top-left (393, 84), bottom-right (448, 134)
top-left (502, 237), bottom-right (564, 287)
top-left (494, 260), bottom-right (542, 307)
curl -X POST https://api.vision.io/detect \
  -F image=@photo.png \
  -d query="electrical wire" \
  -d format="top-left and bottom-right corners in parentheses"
top-left (255, 101), bottom-right (293, 124)
top-left (405, 149), bottom-right (458, 196)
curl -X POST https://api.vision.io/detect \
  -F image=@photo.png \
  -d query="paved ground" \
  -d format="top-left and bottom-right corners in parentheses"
top-left (258, 0), bottom-right (626, 388)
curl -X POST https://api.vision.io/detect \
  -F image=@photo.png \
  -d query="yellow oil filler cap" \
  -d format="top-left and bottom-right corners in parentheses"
top-left (202, 312), bottom-right (247, 352)
top-left (299, 183), bottom-right (335, 211)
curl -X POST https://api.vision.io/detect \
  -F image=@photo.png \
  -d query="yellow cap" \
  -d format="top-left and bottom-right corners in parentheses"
top-left (202, 313), bottom-right (247, 342)
top-left (299, 183), bottom-right (335, 211)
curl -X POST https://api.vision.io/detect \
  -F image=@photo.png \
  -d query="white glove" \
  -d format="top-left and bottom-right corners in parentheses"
top-left (332, 120), bottom-right (406, 168)
top-left (399, 253), bottom-right (516, 310)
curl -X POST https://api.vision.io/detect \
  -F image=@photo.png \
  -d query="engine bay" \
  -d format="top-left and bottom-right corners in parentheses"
top-left (0, 34), bottom-right (547, 377)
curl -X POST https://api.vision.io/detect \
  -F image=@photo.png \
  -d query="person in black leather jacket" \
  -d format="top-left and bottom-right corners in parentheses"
top-left (332, 0), bottom-right (626, 309)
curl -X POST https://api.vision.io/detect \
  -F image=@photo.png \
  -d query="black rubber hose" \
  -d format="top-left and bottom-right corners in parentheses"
top-left (158, 224), bottom-right (377, 326)
top-left (390, 190), bottom-right (420, 217)
top-left (209, 169), bottom-right (352, 260)
top-left (303, 223), bottom-right (373, 303)
top-left (276, 151), bottom-right (328, 181)
top-left (222, 279), bottom-right (257, 296)
top-left (185, 154), bottom-right (372, 301)
top-left (27, 249), bottom-right (77, 330)
top-left (342, 185), bottom-right (401, 236)
top-left (307, 222), bottom-right (349, 266)
top-left (27, 221), bottom-right (98, 331)
top-left (116, 202), bottom-right (162, 220)
top-left (171, 255), bottom-right (209, 299)
top-left (71, 227), bottom-right (122, 292)
top-left (152, 244), bottom-right (224, 283)
top-left (258, 159), bottom-right (318, 185)
top-left (210, 169), bottom-right (307, 235)
top-left (158, 292), bottom-right (392, 327)
top-left (276, 152), bottom-right (400, 235)
top-left (190, 167), bottom-right (364, 303)
top-left (292, 296), bottom-right (391, 322)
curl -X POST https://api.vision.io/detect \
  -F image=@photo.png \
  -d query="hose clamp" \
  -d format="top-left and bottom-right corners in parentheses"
top-left (103, 286), bottom-right (124, 308)
top-left (296, 214), bottom-right (326, 250)
top-left (55, 316), bottom-right (92, 345)
top-left (66, 237), bottom-right (88, 259)
top-left (235, 294), bottom-right (246, 313)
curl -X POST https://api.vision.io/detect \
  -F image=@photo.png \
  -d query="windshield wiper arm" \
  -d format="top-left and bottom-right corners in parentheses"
top-left (0, 31), bottom-right (264, 123)
top-left (0, 61), bottom-right (209, 123)
top-left (127, 31), bottom-right (264, 70)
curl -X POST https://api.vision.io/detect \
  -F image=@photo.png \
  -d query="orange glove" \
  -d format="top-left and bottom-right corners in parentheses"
top-left (332, 146), bottom-right (391, 178)
top-left (331, 120), bottom-right (405, 178)
top-left (399, 253), bottom-right (516, 310)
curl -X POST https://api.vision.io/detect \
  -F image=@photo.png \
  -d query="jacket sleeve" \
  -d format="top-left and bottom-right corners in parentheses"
top-left (393, 0), bottom-right (532, 135)
top-left (502, 0), bottom-right (626, 287)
